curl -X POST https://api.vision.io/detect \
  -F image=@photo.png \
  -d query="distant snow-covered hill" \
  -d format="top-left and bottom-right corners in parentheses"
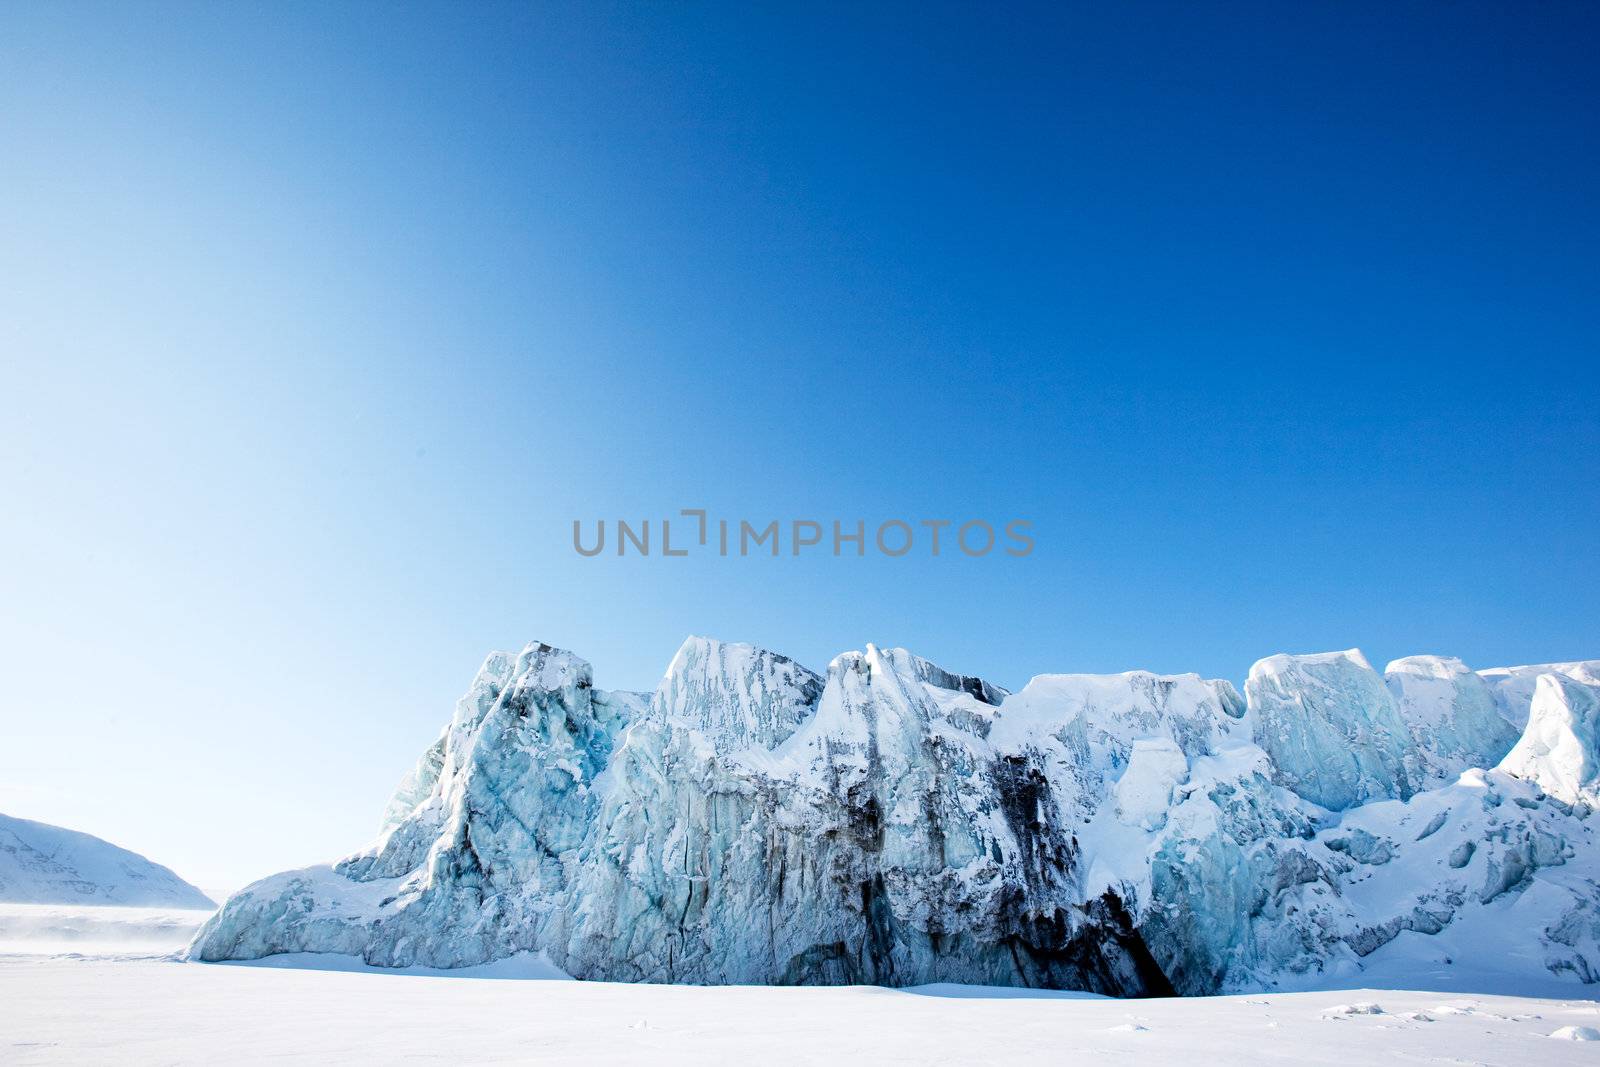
top-left (0, 813), bottom-right (213, 908)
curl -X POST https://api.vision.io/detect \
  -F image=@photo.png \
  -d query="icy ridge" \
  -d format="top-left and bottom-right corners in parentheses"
top-left (192, 638), bottom-right (1600, 996)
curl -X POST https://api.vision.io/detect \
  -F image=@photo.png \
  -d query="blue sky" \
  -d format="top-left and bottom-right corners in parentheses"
top-left (2, 3), bottom-right (1597, 895)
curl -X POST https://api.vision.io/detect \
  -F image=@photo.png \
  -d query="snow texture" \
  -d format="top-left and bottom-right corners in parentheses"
top-left (6, 956), bottom-right (1599, 1066)
top-left (191, 636), bottom-right (1600, 997)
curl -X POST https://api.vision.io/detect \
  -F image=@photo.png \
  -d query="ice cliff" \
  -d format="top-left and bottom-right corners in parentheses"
top-left (191, 638), bottom-right (1600, 995)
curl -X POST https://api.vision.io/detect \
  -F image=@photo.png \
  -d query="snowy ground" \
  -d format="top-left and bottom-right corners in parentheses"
top-left (3, 907), bottom-right (1598, 1064)
top-left (1, 955), bottom-right (1595, 1065)
top-left (0, 902), bottom-right (211, 957)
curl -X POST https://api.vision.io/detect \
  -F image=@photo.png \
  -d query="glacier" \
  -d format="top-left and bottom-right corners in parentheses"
top-left (191, 637), bottom-right (1600, 996)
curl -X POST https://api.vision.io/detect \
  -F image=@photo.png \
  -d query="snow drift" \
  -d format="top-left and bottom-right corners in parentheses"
top-left (191, 638), bottom-right (1600, 995)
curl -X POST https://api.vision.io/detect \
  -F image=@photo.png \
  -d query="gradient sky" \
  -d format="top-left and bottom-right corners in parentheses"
top-left (2, 3), bottom-right (1597, 897)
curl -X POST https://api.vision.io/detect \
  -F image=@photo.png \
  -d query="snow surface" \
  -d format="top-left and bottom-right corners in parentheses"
top-left (0, 902), bottom-right (211, 957)
top-left (4, 954), bottom-right (1598, 1065)
top-left (0, 813), bottom-right (213, 908)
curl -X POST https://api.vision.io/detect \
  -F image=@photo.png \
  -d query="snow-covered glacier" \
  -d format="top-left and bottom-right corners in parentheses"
top-left (190, 638), bottom-right (1600, 996)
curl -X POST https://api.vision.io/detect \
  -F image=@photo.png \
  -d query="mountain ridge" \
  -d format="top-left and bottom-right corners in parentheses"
top-left (0, 813), bottom-right (214, 909)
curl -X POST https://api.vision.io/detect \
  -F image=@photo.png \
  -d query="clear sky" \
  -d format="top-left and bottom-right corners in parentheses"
top-left (2, 3), bottom-right (1597, 898)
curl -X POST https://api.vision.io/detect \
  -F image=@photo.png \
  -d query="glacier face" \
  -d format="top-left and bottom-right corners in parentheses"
top-left (1246, 649), bottom-right (1415, 811)
top-left (1384, 655), bottom-right (1521, 788)
top-left (192, 637), bottom-right (1600, 996)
